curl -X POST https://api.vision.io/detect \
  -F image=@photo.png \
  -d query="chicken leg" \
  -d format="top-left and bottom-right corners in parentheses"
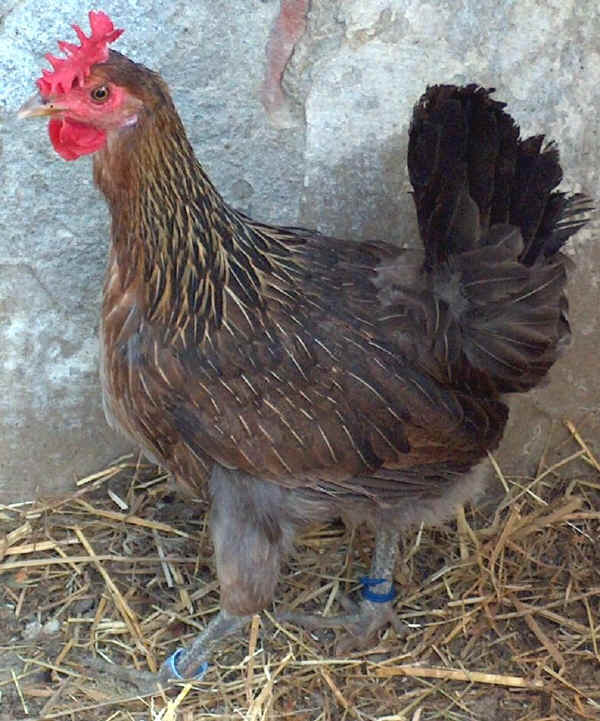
top-left (157, 609), bottom-right (250, 682)
top-left (278, 524), bottom-right (406, 653)
top-left (86, 608), bottom-right (251, 693)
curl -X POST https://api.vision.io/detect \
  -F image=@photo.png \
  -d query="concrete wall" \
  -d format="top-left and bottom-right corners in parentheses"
top-left (1, 0), bottom-right (598, 502)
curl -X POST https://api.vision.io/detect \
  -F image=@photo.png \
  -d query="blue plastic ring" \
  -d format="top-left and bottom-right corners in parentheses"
top-left (165, 648), bottom-right (209, 680)
top-left (360, 576), bottom-right (397, 603)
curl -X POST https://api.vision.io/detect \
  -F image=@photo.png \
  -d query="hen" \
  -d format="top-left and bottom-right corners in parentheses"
top-left (20, 11), bottom-right (591, 683)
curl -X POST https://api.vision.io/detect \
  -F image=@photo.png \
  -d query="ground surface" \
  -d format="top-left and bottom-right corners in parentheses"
top-left (2, 0), bottom-right (599, 502)
top-left (1, 415), bottom-right (599, 720)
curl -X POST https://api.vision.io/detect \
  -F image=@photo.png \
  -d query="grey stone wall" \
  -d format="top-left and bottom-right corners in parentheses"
top-left (1, 0), bottom-right (598, 503)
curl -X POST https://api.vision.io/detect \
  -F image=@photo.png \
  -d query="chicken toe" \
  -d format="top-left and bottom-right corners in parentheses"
top-left (279, 592), bottom-right (406, 654)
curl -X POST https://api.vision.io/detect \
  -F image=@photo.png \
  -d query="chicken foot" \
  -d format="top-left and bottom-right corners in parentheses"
top-left (157, 608), bottom-right (251, 682)
top-left (278, 524), bottom-right (406, 653)
top-left (85, 608), bottom-right (250, 694)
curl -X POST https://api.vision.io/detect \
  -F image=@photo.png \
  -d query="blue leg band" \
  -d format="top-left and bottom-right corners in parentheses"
top-left (360, 576), bottom-right (397, 603)
top-left (165, 648), bottom-right (209, 680)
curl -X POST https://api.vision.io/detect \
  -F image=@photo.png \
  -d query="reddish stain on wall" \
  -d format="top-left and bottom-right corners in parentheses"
top-left (261, 0), bottom-right (310, 125)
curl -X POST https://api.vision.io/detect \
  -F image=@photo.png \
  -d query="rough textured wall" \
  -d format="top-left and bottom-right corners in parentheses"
top-left (1, 0), bottom-right (598, 502)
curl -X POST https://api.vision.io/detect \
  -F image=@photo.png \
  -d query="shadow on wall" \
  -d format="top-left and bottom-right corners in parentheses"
top-left (300, 132), bottom-right (417, 246)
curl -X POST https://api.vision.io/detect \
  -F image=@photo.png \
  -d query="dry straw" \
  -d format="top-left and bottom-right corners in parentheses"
top-left (1, 417), bottom-right (599, 720)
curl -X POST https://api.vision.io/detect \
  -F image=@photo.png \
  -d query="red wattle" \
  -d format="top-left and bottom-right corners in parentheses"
top-left (48, 117), bottom-right (107, 160)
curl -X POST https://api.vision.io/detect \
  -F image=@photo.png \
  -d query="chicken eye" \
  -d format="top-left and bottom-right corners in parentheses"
top-left (91, 85), bottom-right (110, 103)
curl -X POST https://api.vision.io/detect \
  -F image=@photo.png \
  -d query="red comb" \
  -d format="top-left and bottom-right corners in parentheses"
top-left (37, 11), bottom-right (124, 97)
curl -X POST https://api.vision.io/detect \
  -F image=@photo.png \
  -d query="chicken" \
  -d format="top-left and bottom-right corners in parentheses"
top-left (20, 11), bottom-right (591, 684)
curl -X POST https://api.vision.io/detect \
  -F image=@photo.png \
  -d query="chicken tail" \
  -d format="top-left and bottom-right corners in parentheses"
top-left (407, 84), bottom-right (592, 393)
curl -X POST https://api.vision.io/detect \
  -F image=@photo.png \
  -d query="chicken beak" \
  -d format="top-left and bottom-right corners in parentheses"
top-left (18, 93), bottom-right (63, 119)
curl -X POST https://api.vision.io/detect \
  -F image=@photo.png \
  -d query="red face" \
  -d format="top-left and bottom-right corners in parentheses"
top-left (20, 73), bottom-right (142, 161)
top-left (19, 11), bottom-right (132, 159)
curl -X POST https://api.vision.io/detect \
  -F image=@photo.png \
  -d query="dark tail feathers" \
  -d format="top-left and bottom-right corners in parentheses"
top-left (407, 84), bottom-right (592, 393)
